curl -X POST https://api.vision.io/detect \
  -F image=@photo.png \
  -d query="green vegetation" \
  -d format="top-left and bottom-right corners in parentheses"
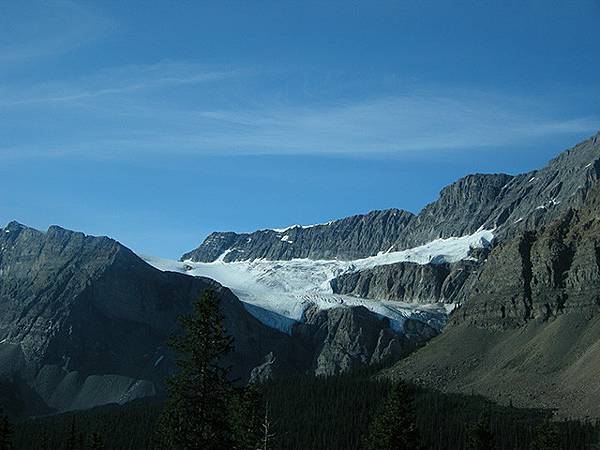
top-left (159, 290), bottom-right (270, 449)
top-left (5, 291), bottom-right (600, 449)
top-left (0, 410), bottom-right (13, 450)
top-left (365, 382), bottom-right (423, 450)
top-left (157, 290), bottom-right (262, 449)
top-left (10, 373), bottom-right (599, 449)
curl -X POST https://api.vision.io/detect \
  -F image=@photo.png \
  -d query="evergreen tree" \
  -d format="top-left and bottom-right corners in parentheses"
top-left (467, 413), bottom-right (496, 450)
top-left (77, 431), bottom-right (85, 450)
top-left (0, 411), bottom-right (12, 450)
top-left (158, 290), bottom-right (237, 450)
top-left (89, 431), bottom-right (104, 450)
top-left (366, 382), bottom-right (424, 450)
top-left (39, 428), bottom-right (49, 450)
top-left (531, 421), bottom-right (561, 450)
top-left (229, 383), bottom-right (265, 449)
top-left (65, 419), bottom-right (77, 450)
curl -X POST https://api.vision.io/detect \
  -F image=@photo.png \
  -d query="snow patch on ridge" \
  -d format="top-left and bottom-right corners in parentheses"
top-left (270, 221), bottom-right (334, 233)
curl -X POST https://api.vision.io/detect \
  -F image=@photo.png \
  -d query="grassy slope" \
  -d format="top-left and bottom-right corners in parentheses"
top-left (385, 312), bottom-right (600, 418)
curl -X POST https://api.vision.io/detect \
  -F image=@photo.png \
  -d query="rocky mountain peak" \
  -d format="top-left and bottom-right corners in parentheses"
top-left (0, 222), bottom-right (303, 413)
top-left (437, 173), bottom-right (514, 202)
top-left (182, 208), bottom-right (416, 262)
top-left (2, 221), bottom-right (27, 232)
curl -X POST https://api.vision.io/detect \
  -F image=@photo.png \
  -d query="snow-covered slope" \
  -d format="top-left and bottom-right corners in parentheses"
top-left (143, 230), bottom-right (493, 334)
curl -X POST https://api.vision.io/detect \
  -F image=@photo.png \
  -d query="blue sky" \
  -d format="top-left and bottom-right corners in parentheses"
top-left (1, 0), bottom-right (599, 257)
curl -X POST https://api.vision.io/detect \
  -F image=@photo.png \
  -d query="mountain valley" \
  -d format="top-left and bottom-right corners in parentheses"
top-left (2, 133), bottom-right (600, 421)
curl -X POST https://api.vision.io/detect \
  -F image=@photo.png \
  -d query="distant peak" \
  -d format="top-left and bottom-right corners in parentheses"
top-left (1, 221), bottom-right (29, 234)
top-left (438, 173), bottom-right (514, 197)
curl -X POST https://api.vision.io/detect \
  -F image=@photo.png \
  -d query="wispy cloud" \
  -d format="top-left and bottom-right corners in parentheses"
top-left (1, 62), bottom-right (598, 160)
top-left (0, 1), bottom-right (113, 63)
top-left (172, 93), bottom-right (598, 156)
top-left (1, 62), bottom-right (249, 106)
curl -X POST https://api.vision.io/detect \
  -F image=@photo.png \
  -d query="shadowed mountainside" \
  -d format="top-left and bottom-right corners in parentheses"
top-left (386, 180), bottom-right (600, 418)
top-left (0, 222), bottom-right (301, 413)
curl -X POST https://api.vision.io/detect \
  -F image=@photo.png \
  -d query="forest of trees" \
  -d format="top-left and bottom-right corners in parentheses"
top-left (5, 291), bottom-right (600, 449)
top-left (9, 374), bottom-right (600, 449)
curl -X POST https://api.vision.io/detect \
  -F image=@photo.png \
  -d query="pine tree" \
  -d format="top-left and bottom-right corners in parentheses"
top-left (77, 431), bottom-right (86, 450)
top-left (467, 413), bottom-right (496, 450)
top-left (65, 419), bottom-right (77, 450)
top-left (531, 421), bottom-right (561, 450)
top-left (366, 382), bottom-right (424, 450)
top-left (159, 290), bottom-right (237, 450)
top-left (39, 428), bottom-right (50, 450)
top-left (0, 411), bottom-right (12, 450)
top-left (89, 431), bottom-right (104, 450)
top-left (229, 383), bottom-right (265, 449)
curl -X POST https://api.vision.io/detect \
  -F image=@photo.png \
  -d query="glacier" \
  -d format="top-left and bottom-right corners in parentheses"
top-left (143, 229), bottom-right (493, 334)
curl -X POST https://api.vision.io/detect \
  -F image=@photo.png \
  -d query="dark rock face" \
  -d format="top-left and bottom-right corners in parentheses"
top-left (0, 222), bottom-right (296, 413)
top-left (397, 173), bottom-right (513, 248)
top-left (291, 305), bottom-right (437, 376)
top-left (0, 221), bottom-right (432, 415)
top-left (399, 134), bottom-right (600, 248)
top-left (454, 189), bottom-right (600, 329)
top-left (330, 260), bottom-right (480, 304)
top-left (249, 352), bottom-right (277, 384)
top-left (184, 134), bottom-right (600, 263)
top-left (387, 180), bottom-right (600, 418)
top-left (182, 209), bottom-right (416, 262)
top-left (488, 134), bottom-right (600, 236)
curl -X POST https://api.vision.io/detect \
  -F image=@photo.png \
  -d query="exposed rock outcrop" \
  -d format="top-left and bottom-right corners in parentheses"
top-left (292, 305), bottom-right (437, 376)
top-left (0, 222), bottom-right (298, 413)
top-left (330, 259), bottom-right (480, 304)
top-left (386, 180), bottom-right (600, 418)
top-left (453, 188), bottom-right (600, 329)
top-left (184, 134), bottom-right (600, 263)
top-left (182, 209), bottom-right (415, 262)
top-left (398, 173), bottom-right (513, 248)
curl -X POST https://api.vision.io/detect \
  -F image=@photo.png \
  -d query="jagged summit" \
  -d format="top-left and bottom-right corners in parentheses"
top-left (182, 208), bottom-right (416, 262)
top-left (183, 133), bottom-right (600, 263)
top-left (0, 222), bottom-right (297, 414)
top-left (1, 220), bottom-right (29, 233)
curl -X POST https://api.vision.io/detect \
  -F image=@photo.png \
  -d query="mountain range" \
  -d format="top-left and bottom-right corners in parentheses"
top-left (1, 132), bottom-right (599, 418)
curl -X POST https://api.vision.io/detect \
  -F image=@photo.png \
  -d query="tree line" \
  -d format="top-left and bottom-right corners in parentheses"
top-left (5, 291), bottom-right (600, 449)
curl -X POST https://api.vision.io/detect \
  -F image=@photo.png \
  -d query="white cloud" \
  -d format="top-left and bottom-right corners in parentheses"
top-left (175, 93), bottom-right (597, 155)
top-left (0, 61), bottom-right (598, 160)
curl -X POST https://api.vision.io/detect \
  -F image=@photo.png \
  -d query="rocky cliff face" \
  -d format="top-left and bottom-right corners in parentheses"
top-left (182, 209), bottom-right (415, 262)
top-left (386, 179), bottom-right (600, 418)
top-left (184, 134), bottom-right (600, 264)
top-left (397, 174), bottom-right (513, 248)
top-left (0, 222), bottom-right (298, 413)
top-left (292, 305), bottom-right (437, 376)
top-left (330, 259), bottom-right (481, 304)
top-left (1, 221), bottom-right (437, 415)
top-left (246, 304), bottom-right (438, 381)
top-left (453, 184), bottom-right (600, 329)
